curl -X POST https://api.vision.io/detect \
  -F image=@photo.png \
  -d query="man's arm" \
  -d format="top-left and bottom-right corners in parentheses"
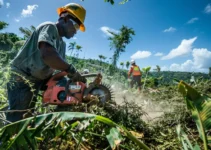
top-left (128, 67), bottom-right (133, 78)
top-left (39, 42), bottom-right (69, 71)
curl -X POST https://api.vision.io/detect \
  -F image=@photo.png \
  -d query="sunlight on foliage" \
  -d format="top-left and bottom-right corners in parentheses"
top-left (178, 81), bottom-right (211, 150)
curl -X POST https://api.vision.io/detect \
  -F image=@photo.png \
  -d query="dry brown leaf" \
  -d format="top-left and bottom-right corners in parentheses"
top-left (129, 131), bottom-right (144, 139)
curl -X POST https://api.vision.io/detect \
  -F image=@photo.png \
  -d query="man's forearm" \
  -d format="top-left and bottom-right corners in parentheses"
top-left (41, 49), bottom-right (69, 71)
top-left (39, 42), bottom-right (69, 71)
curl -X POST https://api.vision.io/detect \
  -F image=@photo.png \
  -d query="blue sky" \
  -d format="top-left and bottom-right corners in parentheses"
top-left (0, 0), bottom-right (211, 73)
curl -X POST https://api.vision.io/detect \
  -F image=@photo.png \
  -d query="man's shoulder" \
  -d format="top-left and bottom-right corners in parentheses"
top-left (36, 21), bottom-right (60, 38)
top-left (36, 21), bottom-right (57, 30)
top-left (129, 66), bottom-right (134, 70)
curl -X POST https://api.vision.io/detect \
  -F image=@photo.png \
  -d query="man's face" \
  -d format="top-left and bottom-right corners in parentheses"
top-left (61, 16), bottom-right (79, 39)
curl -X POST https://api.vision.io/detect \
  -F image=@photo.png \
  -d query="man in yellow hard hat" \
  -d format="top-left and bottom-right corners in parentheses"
top-left (6, 3), bottom-right (86, 122)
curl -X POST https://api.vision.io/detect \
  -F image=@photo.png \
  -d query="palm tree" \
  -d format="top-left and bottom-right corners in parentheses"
top-left (98, 55), bottom-right (106, 66)
top-left (126, 61), bottom-right (130, 69)
top-left (19, 25), bottom-right (36, 39)
top-left (0, 33), bottom-right (14, 51)
top-left (75, 45), bottom-right (82, 58)
top-left (155, 65), bottom-right (161, 73)
top-left (0, 21), bottom-right (12, 51)
top-left (98, 55), bottom-right (103, 60)
top-left (120, 62), bottom-right (124, 69)
top-left (98, 55), bottom-right (103, 65)
top-left (0, 21), bottom-right (22, 52)
top-left (68, 42), bottom-right (76, 57)
top-left (13, 25), bottom-right (36, 50)
top-left (153, 65), bottom-right (161, 75)
top-left (108, 25), bottom-right (135, 67)
top-left (101, 55), bottom-right (107, 62)
top-left (0, 21), bottom-right (8, 30)
top-left (109, 57), bottom-right (112, 63)
top-left (0, 22), bottom-right (25, 64)
top-left (120, 62), bottom-right (124, 76)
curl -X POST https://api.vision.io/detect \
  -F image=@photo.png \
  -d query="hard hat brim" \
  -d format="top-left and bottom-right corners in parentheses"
top-left (57, 7), bottom-right (85, 32)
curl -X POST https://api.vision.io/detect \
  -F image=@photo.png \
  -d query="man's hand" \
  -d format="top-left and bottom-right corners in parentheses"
top-left (68, 71), bottom-right (86, 83)
top-left (65, 64), bottom-right (86, 82)
top-left (65, 64), bottom-right (77, 74)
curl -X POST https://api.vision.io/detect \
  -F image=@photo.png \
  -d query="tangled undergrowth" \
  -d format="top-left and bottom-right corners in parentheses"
top-left (35, 86), bottom-right (200, 150)
top-left (0, 63), bottom-right (210, 149)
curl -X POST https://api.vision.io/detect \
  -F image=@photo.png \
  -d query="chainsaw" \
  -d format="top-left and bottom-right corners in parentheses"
top-left (42, 71), bottom-right (113, 106)
top-left (0, 71), bottom-right (113, 125)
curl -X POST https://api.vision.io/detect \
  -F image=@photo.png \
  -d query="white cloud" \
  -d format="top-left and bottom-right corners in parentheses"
top-left (169, 60), bottom-right (194, 72)
top-left (0, 0), bottom-right (3, 7)
top-left (163, 27), bottom-right (176, 32)
top-left (187, 17), bottom-right (198, 24)
top-left (192, 48), bottom-right (211, 68)
top-left (130, 50), bottom-right (151, 59)
top-left (154, 52), bottom-right (163, 56)
top-left (21, 5), bottom-right (38, 17)
top-left (161, 37), bottom-right (197, 60)
top-left (169, 63), bottom-right (181, 71)
top-left (100, 26), bottom-right (119, 37)
top-left (72, 37), bottom-right (77, 40)
top-left (165, 48), bottom-right (211, 73)
top-left (14, 18), bottom-right (20, 22)
top-left (6, 2), bottom-right (10, 8)
top-left (204, 4), bottom-right (211, 14)
top-left (161, 66), bottom-right (169, 71)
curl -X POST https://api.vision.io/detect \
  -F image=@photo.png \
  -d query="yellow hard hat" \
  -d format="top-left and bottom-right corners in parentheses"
top-left (57, 3), bottom-right (86, 32)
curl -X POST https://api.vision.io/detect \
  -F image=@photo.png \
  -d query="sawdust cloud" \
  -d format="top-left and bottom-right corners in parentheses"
top-left (109, 81), bottom-right (165, 122)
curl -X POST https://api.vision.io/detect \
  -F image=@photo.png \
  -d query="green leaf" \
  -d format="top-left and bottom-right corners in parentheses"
top-left (7, 120), bottom-right (30, 150)
top-left (178, 81), bottom-right (211, 150)
top-left (176, 125), bottom-right (194, 150)
top-left (104, 0), bottom-right (114, 5)
top-left (106, 127), bottom-right (123, 149)
top-left (160, 132), bottom-right (167, 137)
top-left (0, 112), bottom-right (150, 150)
top-left (119, 0), bottom-right (129, 4)
top-left (207, 136), bottom-right (211, 143)
top-left (193, 144), bottom-right (201, 150)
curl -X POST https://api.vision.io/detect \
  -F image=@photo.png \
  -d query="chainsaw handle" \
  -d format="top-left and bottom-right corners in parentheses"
top-left (81, 73), bottom-right (99, 78)
top-left (65, 79), bottom-right (73, 96)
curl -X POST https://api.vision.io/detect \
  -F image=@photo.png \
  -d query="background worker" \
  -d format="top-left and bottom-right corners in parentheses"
top-left (6, 3), bottom-right (86, 122)
top-left (128, 60), bottom-right (142, 91)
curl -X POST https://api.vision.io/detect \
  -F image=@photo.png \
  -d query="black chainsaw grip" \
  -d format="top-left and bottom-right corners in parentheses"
top-left (65, 79), bottom-right (73, 96)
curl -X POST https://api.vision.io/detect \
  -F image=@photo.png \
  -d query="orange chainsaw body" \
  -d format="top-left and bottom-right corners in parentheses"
top-left (42, 71), bottom-right (86, 105)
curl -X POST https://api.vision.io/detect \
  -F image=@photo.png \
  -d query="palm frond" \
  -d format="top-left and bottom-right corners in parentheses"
top-left (178, 81), bottom-right (211, 150)
top-left (0, 112), bottom-right (150, 150)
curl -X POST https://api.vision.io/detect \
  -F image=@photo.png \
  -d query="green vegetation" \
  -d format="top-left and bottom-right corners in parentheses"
top-left (0, 19), bottom-right (211, 149)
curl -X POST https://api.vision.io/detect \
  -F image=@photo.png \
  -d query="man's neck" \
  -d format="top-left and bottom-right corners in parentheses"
top-left (56, 22), bottom-right (64, 38)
